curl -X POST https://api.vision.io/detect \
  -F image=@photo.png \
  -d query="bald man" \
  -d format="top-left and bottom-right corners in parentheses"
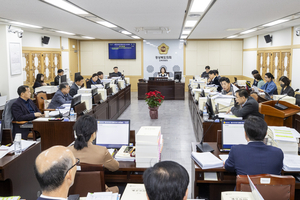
top-left (34, 146), bottom-right (78, 200)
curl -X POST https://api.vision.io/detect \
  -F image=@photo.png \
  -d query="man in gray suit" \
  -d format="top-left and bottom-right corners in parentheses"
top-left (48, 82), bottom-right (72, 109)
top-left (227, 89), bottom-right (263, 119)
top-left (69, 75), bottom-right (84, 97)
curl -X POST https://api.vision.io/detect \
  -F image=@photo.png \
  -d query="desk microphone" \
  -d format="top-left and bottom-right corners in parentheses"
top-left (275, 89), bottom-right (299, 110)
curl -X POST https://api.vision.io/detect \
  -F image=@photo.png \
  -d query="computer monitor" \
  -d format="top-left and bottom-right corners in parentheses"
top-left (206, 96), bottom-right (215, 118)
top-left (105, 82), bottom-right (110, 89)
top-left (222, 120), bottom-right (247, 150)
top-left (174, 71), bottom-right (182, 82)
top-left (96, 120), bottom-right (130, 149)
top-left (70, 94), bottom-right (81, 110)
top-left (91, 88), bottom-right (98, 97)
top-left (0, 120), bottom-right (3, 145)
top-left (61, 74), bottom-right (67, 83)
top-left (109, 73), bottom-right (119, 77)
top-left (74, 72), bottom-right (80, 82)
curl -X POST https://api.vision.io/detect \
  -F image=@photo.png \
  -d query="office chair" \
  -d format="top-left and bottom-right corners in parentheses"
top-left (236, 174), bottom-right (295, 200)
top-left (68, 163), bottom-right (105, 197)
top-left (36, 91), bottom-right (55, 113)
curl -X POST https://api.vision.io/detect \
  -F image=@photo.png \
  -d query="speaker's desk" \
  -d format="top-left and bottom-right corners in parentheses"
top-left (33, 85), bottom-right (131, 151)
top-left (0, 142), bottom-right (41, 199)
top-left (138, 80), bottom-right (184, 100)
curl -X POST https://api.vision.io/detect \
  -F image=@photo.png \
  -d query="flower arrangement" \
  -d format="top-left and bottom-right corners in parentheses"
top-left (145, 90), bottom-right (165, 108)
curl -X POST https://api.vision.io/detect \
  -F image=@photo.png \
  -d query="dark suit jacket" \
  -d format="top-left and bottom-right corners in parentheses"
top-left (47, 90), bottom-right (72, 109)
top-left (225, 142), bottom-right (283, 175)
top-left (280, 86), bottom-right (295, 97)
top-left (231, 96), bottom-right (263, 119)
top-left (69, 83), bottom-right (80, 97)
top-left (37, 197), bottom-right (63, 200)
top-left (54, 75), bottom-right (60, 86)
top-left (86, 79), bottom-right (98, 88)
top-left (33, 81), bottom-right (43, 90)
top-left (208, 76), bottom-right (222, 92)
top-left (96, 78), bottom-right (104, 85)
top-left (201, 71), bottom-right (209, 78)
top-left (11, 97), bottom-right (40, 139)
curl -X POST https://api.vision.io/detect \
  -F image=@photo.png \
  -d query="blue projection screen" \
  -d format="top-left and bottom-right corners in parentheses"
top-left (109, 43), bottom-right (136, 59)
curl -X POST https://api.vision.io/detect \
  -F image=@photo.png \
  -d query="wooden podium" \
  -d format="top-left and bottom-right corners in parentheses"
top-left (259, 100), bottom-right (300, 127)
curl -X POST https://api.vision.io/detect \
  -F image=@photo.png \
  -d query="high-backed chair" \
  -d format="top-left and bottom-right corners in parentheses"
top-left (236, 174), bottom-right (295, 200)
top-left (36, 91), bottom-right (55, 113)
top-left (2, 98), bottom-right (17, 133)
top-left (68, 163), bottom-right (105, 197)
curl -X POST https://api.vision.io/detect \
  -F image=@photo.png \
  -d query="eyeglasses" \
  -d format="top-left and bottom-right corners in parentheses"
top-left (64, 158), bottom-right (80, 177)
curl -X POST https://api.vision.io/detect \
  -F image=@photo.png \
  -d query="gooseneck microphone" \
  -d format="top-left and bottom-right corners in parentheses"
top-left (275, 89), bottom-right (299, 110)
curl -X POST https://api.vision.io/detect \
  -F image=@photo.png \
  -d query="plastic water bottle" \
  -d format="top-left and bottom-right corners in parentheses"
top-left (70, 108), bottom-right (75, 121)
top-left (14, 133), bottom-right (22, 156)
top-left (203, 106), bottom-right (209, 121)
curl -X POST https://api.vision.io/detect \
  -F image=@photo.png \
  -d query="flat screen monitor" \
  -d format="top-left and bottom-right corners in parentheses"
top-left (222, 120), bottom-right (247, 149)
top-left (109, 43), bottom-right (136, 59)
top-left (174, 71), bottom-right (182, 81)
top-left (70, 94), bottom-right (81, 110)
top-left (96, 120), bottom-right (130, 149)
top-left (74, 72), bottom-right (80, 82)
top-left (105, 83), bottom-right (110, 89)
top-left (0, 120), bottom-right (3, 144)
top-left (91, 88), bottom-right (98, 97)
top-left (206, 96), bottom-right (214, 118)
top-left (61, 75), bottom-right (67, 83)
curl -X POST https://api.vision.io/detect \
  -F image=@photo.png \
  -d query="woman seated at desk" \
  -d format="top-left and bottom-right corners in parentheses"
top-left (33, 73), bottom-right (47, 91)
top-left (157, 67), bottom-right (168, 77)
top-left (279, 76), bottom-right (295, 97)
top-left (253, 73), bottom-right (265, 89)
top-left (258, 72), bottom-right (278, 95)
top-left (68, 115), bottom-right (119, 193)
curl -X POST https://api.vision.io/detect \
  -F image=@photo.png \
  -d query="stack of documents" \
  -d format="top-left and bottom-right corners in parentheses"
top-left (86, 192), bottom-right (120, 200)
top-left (121, 184), bottom-right (147, 200)
top-left (269, 126), bottom-right (300, 154)
top-left (218, 113), bottom-right (242, 120)
top-left (135, 126), bottom-right (163, 168)
top-left (115, 146), bottom-right (135, 161)
top-left (283, 154), bottom-right (300, 171)
top-left (191, 152), bottom-right (223, 169)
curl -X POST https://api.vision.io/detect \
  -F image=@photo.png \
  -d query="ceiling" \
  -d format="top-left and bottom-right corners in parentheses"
top-left (0, 0), bottom-right (300, 40)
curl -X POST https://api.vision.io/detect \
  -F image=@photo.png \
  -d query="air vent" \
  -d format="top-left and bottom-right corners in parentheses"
top-left (184, 27), bottom-right (193, 30)
top-left (189, 14), bottom-right (201, 17)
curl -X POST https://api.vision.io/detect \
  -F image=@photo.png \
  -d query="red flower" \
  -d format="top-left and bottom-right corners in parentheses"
top-left (158, 99), bottom-right (161, 103)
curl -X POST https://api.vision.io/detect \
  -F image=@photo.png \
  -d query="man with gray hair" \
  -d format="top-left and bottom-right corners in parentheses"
top-left (48, 82), bottom-right (72, 109)
top-left (34, 145), bottom-right (79, 200)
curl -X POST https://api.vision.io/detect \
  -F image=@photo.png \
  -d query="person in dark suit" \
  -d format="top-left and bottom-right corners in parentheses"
top-left (69, 75), bottom-right (84, 97)
top-left (11, 85), bottom-right (42, 139)
top-left (207, 70), bottom-right (222, 92)
top-left (48, 83), bottom-right (72, 109)
top-left (143, 161), bottom-right (189, 200)
top-left (86, 73), bottom-right (99, 88)
top-left (201, 66), bottom-right (210, 78)
top-left (279, 76), bottom-right (295, 97)
top-left (225, 116), bottom-right (284, 175)
top-left (33, 73), bottom-right (47, 91)
top-left (54, 69), bottom-right (64, 86)
top-left (96, 71), bottom-right (104, 85)
top-left (227, 89), bottom-right (263, 119)
top-left (251, 69), bottom-right (259, 87)
top-left (110, 66), bottom-right (122, 77)
top-left (34, 146), bottom-right (78, 200)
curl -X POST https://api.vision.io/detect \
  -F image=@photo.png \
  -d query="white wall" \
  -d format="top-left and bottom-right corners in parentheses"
top-left (292, 48), bottom-right (300, 89)
top-left (243, 36), bottom-right (257, 49)
top-left (80, 40), bottom-right (142, 76)
top-left (294, 26), bottom-right (300, 45)
top-left (243, 51), bottom-right (257, 78)
top-left (258, 28), bottom-right (291, 48)
top-left (0, 25), bottom-right (23, 99)
top-left (22, 31), bottom-right (61, 48)
top-left (185, 40), bottom-right (243, 76)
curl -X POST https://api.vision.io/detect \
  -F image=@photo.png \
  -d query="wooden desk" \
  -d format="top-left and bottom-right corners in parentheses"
top-left (33, 85), bottom-right (131, 151)
top-left (137, 81), bottom-right (185, 100)
top-left (0, 142), bottom-right (41, 199)
top-left (191, 142), bottom-right (300, 199)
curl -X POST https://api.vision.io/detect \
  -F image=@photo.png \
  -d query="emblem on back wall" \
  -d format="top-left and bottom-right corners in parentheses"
top-left (158, 43), bottom-right (169, 54)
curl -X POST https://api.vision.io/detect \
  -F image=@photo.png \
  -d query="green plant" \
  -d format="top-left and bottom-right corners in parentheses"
top-left (145, 90), bottom-right (165, 108)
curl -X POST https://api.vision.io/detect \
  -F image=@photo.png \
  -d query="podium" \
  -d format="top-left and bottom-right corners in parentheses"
top-left (259, 100), bottom-right (300, 127)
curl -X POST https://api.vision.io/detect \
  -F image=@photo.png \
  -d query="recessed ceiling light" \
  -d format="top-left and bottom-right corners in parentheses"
top-left (227, 35), bottom-right (238, 38)
top-left (226, 28), bottom-right (243, 31)
top-left (55, 30), bottom-right (75, 35)
top-left (97, 21), bottom-right (117, 28)
top-left (190, 0), bottom-right (211, 13)
top-left (10, 21), bottom-right (42, 28)
top-left (263, 19), bottom-right (289, 27)
top-left (240, 29), bottom-right (257, 34)
top-left (121, 31), bottom-right (131, 35)
top-left (81, 36), bottom-right (95, 39)
top-left (132, 36), bottom-right (140, 39)
top-left (43, 0), bottom-right (88, 15)
top-left (185, 20), bottom-right (197, 27)
top-left (181, 35), bottom-right (188, 39)
top-left (182, 30), bottom-right (191, 35)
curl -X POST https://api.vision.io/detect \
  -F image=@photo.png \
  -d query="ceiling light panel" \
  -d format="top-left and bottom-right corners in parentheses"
top-left (182, 30), bottom-right (191, 34)
top-left (10, 21), bottom-right (42, 28)
top-left (263, 19), bottom-right (289, 27)
top-left (55, 30), bottom-right (75, 35)
top-left (97, 21), bottom-right (117, 28)
top-left (121, 31), bottom-right (131, 35)
top-left (43, 0), bottom-right (88, 15)
top-left (132, 36), bottom-right (140, 39)
top-left (190, 0), bottom-right (212, 13)
top-left (240, 29), bottom-right (257, 34)
top-left (227, 35), bottom-right (238, 38)
top-left (81, 36), bottom-right (95, 39)
top-left (185, 20), bottom-right (197, 27)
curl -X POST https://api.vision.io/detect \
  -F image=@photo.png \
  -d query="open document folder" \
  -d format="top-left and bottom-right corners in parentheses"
top-left (221, 175), bottom-right (264, 200)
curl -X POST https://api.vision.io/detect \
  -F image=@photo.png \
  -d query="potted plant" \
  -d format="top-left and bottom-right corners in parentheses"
top-left (145, 90), bottom-right (165, 119)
